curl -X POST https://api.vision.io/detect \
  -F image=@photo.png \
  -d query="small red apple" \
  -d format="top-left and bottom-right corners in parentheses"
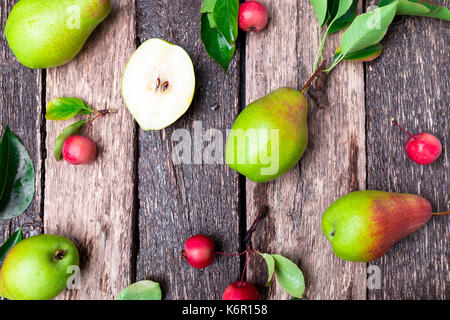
top-left (183, 235), bottom-right (215, 269)
top-left (392, 119), bottom-right (442, 165)
top-left (62, 135), bottom-right (97, 165)
top-left (238, 1), bottom-right (269, 32)
top-left (222, 281), bottom-right (261, 300)
top-left (405, 133), bottom-right (442, 165)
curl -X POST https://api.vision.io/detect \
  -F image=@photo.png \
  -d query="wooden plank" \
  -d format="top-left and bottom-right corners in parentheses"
top-left (135, 0), bottom-right (242, 299)
top-left (246, 0), bottom-right (367, 299)
top-left (0, 0), bottom-right (43, 243)
top-left (44, 1), bottom-right (136, 299)
top-left (366, 1), bottom-right (449, 299)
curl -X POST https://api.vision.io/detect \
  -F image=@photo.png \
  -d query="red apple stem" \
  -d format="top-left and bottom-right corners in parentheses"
top-left (83, 109), bottom-right (117, 136)
top-left (392, 118), bottom-right (415, 139)
top-left (244, 206), bottom-right (269, 251)
top-left (300, 61), bottom-right (326, 94)
top-left (432, 210), bottom-right (449, 216)
top-left (216, 251), bottom-right (249, 257)
top-left (240, 251), bottom-right (250, 282)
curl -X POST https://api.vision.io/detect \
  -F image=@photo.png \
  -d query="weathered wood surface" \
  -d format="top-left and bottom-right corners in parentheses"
top-left (0, 0), bottom-right (448, 300)
top-left (44, 1), bottom-right (136, 299)
top-left (135, 0), bottom-right (241, 299)
top-left (365, 0), bottom-right (449, 300)
top-left (0, 0), bottom-right (43, 243)
top-left (245, 0), bottom-right (367, 299)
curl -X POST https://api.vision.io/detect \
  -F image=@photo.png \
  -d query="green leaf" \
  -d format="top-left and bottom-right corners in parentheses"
top-left (0, 228), bottom-right (22, 267)
top-left (0, 127), bottom-right (35, 220)
top-left (334, 43), bottom-right (384, 61)
top-left (201, 0), bottom-right (218, 13)
top-left (201, 13), bottom-right (236, 72)
top-left (207, 12), bottom-right (218, 29)
top-left (310, 0), bottom-right (328, 26)
top-left (272, 254), bottom-right (305, 299)
top-left (45, 97), bottom-right (93, 121)
top-left (0, 131), bottom-right (8, 200)
top-left (327, 0), bottom-right (353, 26)
top-left (327, 0), bottom-right (358, 34)
top-left (116, 280), bottom-right (162, 300)
top-left (213, 0), bottom-right (239, 44)
top-left (378, 0), bottom-right (450, 21)
top-left (258, 253), bottom-right (275, 287)
top-left (53, 121), bottom-right (87, 161)
top-left (340, 1), bottom-right (398, 56)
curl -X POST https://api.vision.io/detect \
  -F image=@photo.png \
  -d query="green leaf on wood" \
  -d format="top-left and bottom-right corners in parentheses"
top-left (54, 121), bottom-right (87, 161)
top-left (201, 0), bottom-right (218, 13)
top-left (0, 127), bottom-right (35, 220)
top-left (201, 13), bottom-right (236, 72)
top-left (378, 0), bottom-right (450, 21)
top-left (334, 43), bottom-right (384, 61)
top-left (340, 1), bottom-right (398, 56)
top-left (326, 0), bottom-right (353, 26)
top-left (272, 254), bottom-right (305, 299)
top-left (213, 0), bottom-right (239, 44)
top-left (258, 252), bottom-right (275, 287)
top-left (310, 0), bottom-right (328, 26)
top-left (327, 0), bottom-right (358, 34)
top-left (0, 228), bottom-right (22, 267)
top-left (116, 280), bottom-right (162, 300)
top-left (45, 97), bottom-right (93, 121)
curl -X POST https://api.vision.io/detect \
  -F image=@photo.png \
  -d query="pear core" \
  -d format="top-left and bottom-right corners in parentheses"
top-left (122, 38), bottom-right (196, 130)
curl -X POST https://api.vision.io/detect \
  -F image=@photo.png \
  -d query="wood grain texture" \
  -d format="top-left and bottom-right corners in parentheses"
top-left (44, 1), bottom-right (136, 299)
top-left (0, 0), bottom-right (43, 243)
top-left (245, 0), bottom-right (367, 299)
top-left (365, 0), bottom-right (449, 300)
top-left (135, 0), bottom-right (242, 299)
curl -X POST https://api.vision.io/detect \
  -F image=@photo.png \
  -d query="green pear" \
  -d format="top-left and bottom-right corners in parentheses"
top-left (321, 190), bottom-right (444, 262)
top-left (225, 87), bottom-right (308, 182)
top-left (4, 0), bottom-right (111, 69)
top-left (0, 234), bottom-right (79, 300)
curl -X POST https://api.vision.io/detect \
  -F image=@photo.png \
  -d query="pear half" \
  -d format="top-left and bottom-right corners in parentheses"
top-left (122, 38), bottom-right (195, 130)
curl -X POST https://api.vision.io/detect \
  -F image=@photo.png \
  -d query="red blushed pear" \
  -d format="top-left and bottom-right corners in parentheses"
top-left (322, 190), bottom-right (448, 262)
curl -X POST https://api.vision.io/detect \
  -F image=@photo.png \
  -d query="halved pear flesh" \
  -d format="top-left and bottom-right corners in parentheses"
top-left (122, 38), bottom-right (195, 130)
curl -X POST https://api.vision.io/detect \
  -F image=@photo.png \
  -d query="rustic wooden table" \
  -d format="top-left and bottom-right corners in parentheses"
top-left (0, 0), bottom-right (448, 300)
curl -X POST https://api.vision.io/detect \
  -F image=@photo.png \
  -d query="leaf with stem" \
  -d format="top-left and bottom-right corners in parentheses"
top-left (45, 97), bottom-right (93, 121)
top-left (326, 0), bottom-right (398, 72)
top-left (313, 0), bottom-right (354, 71)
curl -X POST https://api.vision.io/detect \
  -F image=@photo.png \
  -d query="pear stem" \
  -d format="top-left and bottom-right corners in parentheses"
top-left (432, 211), bottom-right (449, 216)
top-left (300, 62), bottom-right (326, 94)
top-left (392, 118), bottom-right (415, 139)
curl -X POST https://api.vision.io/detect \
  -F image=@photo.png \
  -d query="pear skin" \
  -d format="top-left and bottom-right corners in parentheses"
top-left (4, 0), bottom-right (111, 69)
top-left (322, 190), bottom-right (432, 262)
top-left (0, 234), bottom-right (79, 300)
top-left (225, 87), bottom-right (308, 183)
